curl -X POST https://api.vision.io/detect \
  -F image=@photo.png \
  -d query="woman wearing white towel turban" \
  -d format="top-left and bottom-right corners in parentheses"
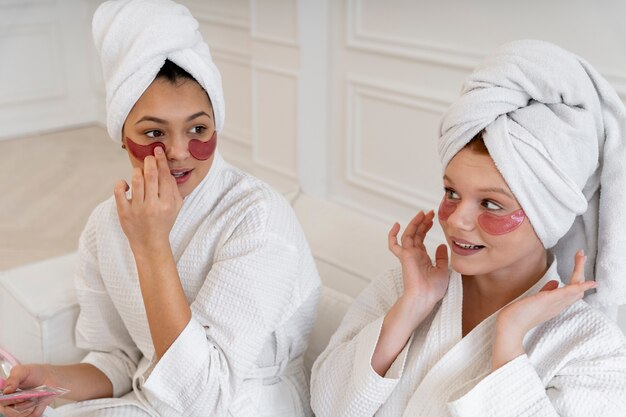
top-left (311, 40), bottom-right (626, 417)
top-left (1, 1), bottom-right (320, 417)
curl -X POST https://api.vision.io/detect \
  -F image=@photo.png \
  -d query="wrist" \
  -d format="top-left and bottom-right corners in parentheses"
top-left (395, 294), bottom-right (436, 330)
top-left (130, 238), bottom-right (171, 261)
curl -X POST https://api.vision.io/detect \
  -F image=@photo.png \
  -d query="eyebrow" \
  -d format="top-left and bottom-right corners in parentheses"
top-left (134, 111), bottom-right (212, 125)
top-left (443, 175), bottom-right (514, 199)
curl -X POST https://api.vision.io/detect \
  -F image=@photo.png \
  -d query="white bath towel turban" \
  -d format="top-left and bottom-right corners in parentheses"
top-left (439, 40), bottom-right (626, 307)
top-left (92, 0), bottom-right (225, 142)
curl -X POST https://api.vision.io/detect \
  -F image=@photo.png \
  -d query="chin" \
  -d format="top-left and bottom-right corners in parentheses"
top-left (450, 255), bottom-right (489, 276)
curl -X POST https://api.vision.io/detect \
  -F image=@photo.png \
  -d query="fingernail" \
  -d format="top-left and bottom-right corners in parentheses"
top-left (155, 146), bottom-right (163, 155)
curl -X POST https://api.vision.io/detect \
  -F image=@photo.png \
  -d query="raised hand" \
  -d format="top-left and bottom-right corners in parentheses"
top-left (372, 210), bottom-right (450, 376)
top-left (492, 250), bottom-right (596, 370)
top-left (388, 210), bottom-right (450, 312)
top-left (113, 146), bottom-right (183, 253)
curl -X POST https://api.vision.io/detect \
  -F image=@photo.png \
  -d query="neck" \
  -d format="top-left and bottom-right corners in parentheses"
top-left (461, 249), bottom-right (548, 335)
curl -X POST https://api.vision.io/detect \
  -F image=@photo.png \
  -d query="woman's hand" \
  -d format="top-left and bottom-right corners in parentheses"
top-left (388, 210), bottom-right (450, 319)
top-left (113, 147), bottom-right (183, 254)
top-left (492, 250), bottom-right (596, 370)
top-left (371, 210), bottom-right (449, 376)
top-left (1, 364), bottom-right (54, 417)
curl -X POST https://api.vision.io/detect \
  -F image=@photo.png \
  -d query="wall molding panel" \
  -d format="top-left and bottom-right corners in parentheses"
top-left (252, 63), bottom-right (299, 180)
top-left (346, 0), bottom-right (483, 70)
top-left (184, 1), bottom-right (249, 29)
top-left (250, 0), bottom-right (298, 47)
top-left (345, 76), bottom-right (450, 209)
top-left (0, 24), bottom-right (65, 106)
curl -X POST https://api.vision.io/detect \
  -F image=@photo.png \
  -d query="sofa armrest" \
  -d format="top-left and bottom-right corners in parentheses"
top-left (0, 253), bottom-right (85, 365)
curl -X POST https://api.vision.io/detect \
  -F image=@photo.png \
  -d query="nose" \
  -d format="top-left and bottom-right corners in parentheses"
top-left (166, 133), bottom-right (190, 161)
top-left (446, 201), bottom-right (477, 232)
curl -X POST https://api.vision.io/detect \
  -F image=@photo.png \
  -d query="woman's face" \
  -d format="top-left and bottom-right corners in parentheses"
top-left (438, 148), bottom-right (545, 279)
top-left (122, 77), bottom-right (215, 198)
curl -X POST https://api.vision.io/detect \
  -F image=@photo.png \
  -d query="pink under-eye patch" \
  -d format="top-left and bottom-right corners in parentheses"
top-left (437, 198), bottom-right (457, 221)
top-left (125, 131), bottom-right (218, 161)
top-left (477, 209), bottom-right (526, 235)
top-left (438, 196), bottom-right (525, 235)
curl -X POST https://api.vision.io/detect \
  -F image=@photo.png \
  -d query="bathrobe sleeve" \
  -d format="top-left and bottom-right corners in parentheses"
top-left (74, 205), bottom-right (142, 398)
top-left (310, 268), bottom-right (414, 417)
top-left (448, 305), bottom-right (626, 417)
top-left (140, 196), bottom-right (312, 416)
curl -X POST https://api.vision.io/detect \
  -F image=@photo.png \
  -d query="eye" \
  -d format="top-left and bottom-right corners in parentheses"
top-left (444, 187), bottom-right (460, 200)
top-left (189, 125), bottom-right (206, 135)
top-left (482, 200), bottom-right (503, 211)
top-left (145, 129), bottom-right (164, 138)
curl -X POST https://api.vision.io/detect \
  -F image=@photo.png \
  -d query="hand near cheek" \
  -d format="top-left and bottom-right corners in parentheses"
top-left (113, 147), bottom-right (183, 252)
top-left (492, 250), bottom-right (596, 370)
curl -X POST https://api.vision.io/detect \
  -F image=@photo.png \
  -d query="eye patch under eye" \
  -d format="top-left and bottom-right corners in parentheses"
top-left (438, 197), bottom-right (526, 235)
top-left (477, 209), bottom-right (525, 235)
top-left (437, 198), bottom-right (456, 221)
top-left (125, 131), bottom-right (218, 161)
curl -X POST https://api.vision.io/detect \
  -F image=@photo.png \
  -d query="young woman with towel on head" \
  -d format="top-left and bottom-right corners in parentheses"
top-left (1, 1), bottom-right (320, 416)
top-left (311, 40), bottom-right (626, 416)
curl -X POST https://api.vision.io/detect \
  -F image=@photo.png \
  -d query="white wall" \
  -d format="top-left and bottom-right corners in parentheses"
top-left (4, 0), bottom-right (626, 325)
top-left (0, 0), bottom-right (98, 139)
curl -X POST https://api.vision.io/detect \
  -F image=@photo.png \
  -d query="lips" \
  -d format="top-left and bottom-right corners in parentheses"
top-left (450, 236), bottom-right (485, 256)
top-left (170, 169), bottom-right (193, 184)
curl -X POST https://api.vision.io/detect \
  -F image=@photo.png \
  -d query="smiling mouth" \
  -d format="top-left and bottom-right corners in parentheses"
top-left (171, 170), bottom-right (191, 178)
top-left (453, 240), bottom-right (485, 250)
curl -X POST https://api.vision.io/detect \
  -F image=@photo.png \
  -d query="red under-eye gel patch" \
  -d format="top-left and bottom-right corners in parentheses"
top-left (438, 198), bottom-right (525, 235)
top-left (477, 209), bottom-right (526, 235)
top-left (125, 132), bottom-right (217, 161)
top-left (437, 198), bottom-right (456, 221)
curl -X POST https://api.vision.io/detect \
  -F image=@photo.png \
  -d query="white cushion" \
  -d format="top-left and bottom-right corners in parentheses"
top-left (303, 286), bottom-right (353, 373)
top-left (0, 253), bottom-right (85, 365)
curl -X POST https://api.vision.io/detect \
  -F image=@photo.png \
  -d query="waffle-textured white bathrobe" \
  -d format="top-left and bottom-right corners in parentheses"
top-left (311, 259), bottom-right (626, 417)
top-left (56, 152), bottom-right (321, 417)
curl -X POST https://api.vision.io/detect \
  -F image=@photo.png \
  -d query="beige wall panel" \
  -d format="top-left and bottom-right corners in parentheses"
top-left (213, 52), bottom-right (253, 147)
top-left (253, 66), bottom-right (298, 179)
top-left (0, 25), bottom-right (64, 105)
top-left (346, 77), bottom-right (449, 209)
top-left (251, 0), bottom-right (298, 46)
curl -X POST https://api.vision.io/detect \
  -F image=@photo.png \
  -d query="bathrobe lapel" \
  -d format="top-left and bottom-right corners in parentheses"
top-left (402, 265), bottom-right (556, 417)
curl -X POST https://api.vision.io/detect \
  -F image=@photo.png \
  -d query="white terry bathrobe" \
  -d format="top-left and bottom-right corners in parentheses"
top-left (310, 260), bottom-right (626, 417)
top-left (56, 152), bottom-right (321, 417)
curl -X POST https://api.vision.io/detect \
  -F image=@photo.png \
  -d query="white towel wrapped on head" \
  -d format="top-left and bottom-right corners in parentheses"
top-left (92, 0), bottom-right (225, 142)
top-left (439, 40), bottom-right (626, 307)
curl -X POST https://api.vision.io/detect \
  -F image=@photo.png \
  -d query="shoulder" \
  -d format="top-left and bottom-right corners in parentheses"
top-left (80, 196), bottom-right (119, 238)
top-left (217, 163), bottom-right (300, 238)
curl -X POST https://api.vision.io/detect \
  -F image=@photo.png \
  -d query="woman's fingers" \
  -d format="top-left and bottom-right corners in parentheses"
top-left (570, 250), bottom-right (586, 285)
top-left (415, 211), bottom-right (435, 245)
top-left (113, 180), bottom-right (130, 216)
top-left (434, 244), bottom-right (448, 270)
top-left (401, 211), bottom-right (424, 248)
top-left (143, 154), bottom-right (159, 201)
top-left (130, 167), bottom-right (144, 204)
top-left (154, 146), bottom-right (172, 197)
top-left (388, 222), bottom-right (402, 257)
